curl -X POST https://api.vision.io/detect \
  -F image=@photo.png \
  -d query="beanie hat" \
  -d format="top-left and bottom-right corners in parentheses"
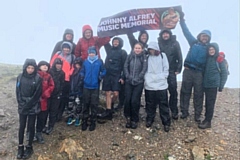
top-left (88, 46), bottom-right (97, 55)
top-left (62, 43), bottom-right (71, 49)
top-left (54, 58), bottom-right (63, 65)
top-left (38, 61), bottom-right (50, 71)
top-left (74, 57), bottom-right (83, 66)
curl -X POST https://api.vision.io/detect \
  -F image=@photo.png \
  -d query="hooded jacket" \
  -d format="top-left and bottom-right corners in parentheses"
top-left (75, 25), bottom-right (110, 60)
top-left (144, 42), bottom-right (169, 90)
top-left (104, 37), bottom-right (128, 78)
top-left (37, 61), bottom-right (55, 111)
top-left (127, 30), bottom-right (149, 53)
top-left (80, 56), bottom-right (106, 89)
top-left (49, 58), bottom-right (65, 98)
top-left (70, 57), bottom-right (84, 96)
top-left (50, 41), bottom-right (75, 81)
top-left (124, 49), bottom-right (148, 86)
top-left (158, 29), bottom-right (183, 73)
top-left (180, 20), bottom-right (211, 71)
top-left (203, 43), bottom-right (228, 89)
top-left (50, 29), bottom-right (76, 60)
top-left (16, 59), bottom-right (42, 115)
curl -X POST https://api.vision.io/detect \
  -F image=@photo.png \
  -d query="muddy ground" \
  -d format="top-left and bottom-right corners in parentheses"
top-left (0, 63), bottom-right (239, 160)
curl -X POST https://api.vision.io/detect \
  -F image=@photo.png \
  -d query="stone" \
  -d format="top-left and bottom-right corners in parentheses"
top-left (59, 138), bottom-right (84, 160)
top-left (0, 109), bottom-right (4, 117)
top-left (192, 146), bottom-right (205, 160)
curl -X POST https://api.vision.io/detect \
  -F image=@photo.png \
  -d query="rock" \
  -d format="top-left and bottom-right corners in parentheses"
top-left (38, 155), bottom-right (51, 160)
top-left (59, 138), bottom-right (84, 160)
top-left (185, 135), bottom-right (196, 143)
top-left (192, 146), bottom-right (205, 160)
top-left (133, 135), bottom-right (142, 140)
top-left (0, 109), bottom-right (4, 117)
top-left (168, 156), bottom-right (176, 160)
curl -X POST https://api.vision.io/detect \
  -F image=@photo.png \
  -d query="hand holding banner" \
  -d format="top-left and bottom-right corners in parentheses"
top-left (97, 6), bottom-right (182, 37)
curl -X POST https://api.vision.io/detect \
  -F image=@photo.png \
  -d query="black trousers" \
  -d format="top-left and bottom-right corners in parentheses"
top-left (204, 88), bottom-right (217, 122)
top-left (48, 97), bottom-right (60, 127)
top-left (58, 81), bottom-right (70, 120)
top-left (36, 110), bottom-right (48, 132)
top-left (167, 72), bottom-right (178, 116)
top-left (124, 82), bottom-right (144, 122)
top-left (82, 88), bottom-right (99, 121)
top-left (180, 69), bottom-right (203, 118)
top-left (145, 89), bottom-right (171, 126)
top-left (118, 83), bottom-right (125, 106)
top-left (19, 114), bottom-right (36, 146)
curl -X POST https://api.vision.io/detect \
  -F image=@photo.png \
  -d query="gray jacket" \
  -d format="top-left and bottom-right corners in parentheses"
top-left (124, 51), bottom-right (147, 85)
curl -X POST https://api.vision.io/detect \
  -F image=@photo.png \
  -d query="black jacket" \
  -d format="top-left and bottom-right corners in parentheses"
top-left (104, 37), bottom-right (127, 79)
top-left (158, 29), bottom-right (183, 73)
top-left (49, 59), bottom-right (65, 98)
top-left (124, 51), bottom-right (148, 85)
top-left (16, 59), bottom-right (42, 115)
top-left (50, 29), bottom-right (76, 60)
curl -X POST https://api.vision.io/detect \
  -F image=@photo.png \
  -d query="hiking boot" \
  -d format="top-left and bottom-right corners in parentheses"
top-left (42, 126), bottom-right (47, 133)
top-left (164, 125), bottom-right (170, 132)
top-left (125, 117), bottom-right (131, 128)
top-left (81, 120), bottom-right (88, 131)
top-left (198, 121), bottom-right (211, 129)
top-left (130, 121), bottom-right (138, 129)
top-left (35, 132), bottom-right (44, 144)
top-left (195, 116), bottom-right (201, 123)
top-left (172, 114), bottom-right (179, 120)
top-left (45, 127), bottom-right (53, 135)
top-left (146, 120), bottom-right (153, 128)
top-left (97, 109), bottom-right (112, 120)
top-left (67, 117), bottom-right (75, 125)
top-left (22, 145), bottom-right (33, 159)
top-left (75, 118), bottom-right (81, 127)
top-left (17, 145), bottom-right (24, 159)
top-left (89, 121), bottom-right (96, 131)
top-left (180, 112), bottom-right (189, 119)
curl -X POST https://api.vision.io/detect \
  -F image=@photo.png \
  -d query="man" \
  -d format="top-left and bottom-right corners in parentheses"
top-left (50, 29), bottom-right (76, 59)
top-left (97, 37), bottom-right (127, 120)
top-left (158, 29), bottom-right (182, 120)
top-left (179, 13), bottom-right (211, 122)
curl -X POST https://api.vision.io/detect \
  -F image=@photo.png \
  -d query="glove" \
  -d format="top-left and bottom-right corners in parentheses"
top-left (218, 88), bottom-right (223, 92)
top-left (179, 11), bottom-right (185, 21)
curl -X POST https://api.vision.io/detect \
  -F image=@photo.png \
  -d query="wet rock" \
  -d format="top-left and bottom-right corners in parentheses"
top-left (126, 153), bottom-right (136, 160)
top-left (192, 146), bottom-right (205, 160)
top-left (37, 155), bottom-right (51, 160)
top-left (59, 138), bottom-right (84, 160)
top-left (168, 156), bottom-right (176, 160)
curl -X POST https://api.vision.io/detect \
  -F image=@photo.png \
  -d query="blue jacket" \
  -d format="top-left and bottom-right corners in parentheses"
top-left (80, 58), bottom-right (106, 89)
top-left (180, 20), bottom-right (211, 71)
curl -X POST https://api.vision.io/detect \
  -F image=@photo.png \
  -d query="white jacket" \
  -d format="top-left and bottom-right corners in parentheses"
top-left (144, 42), bottom-right (169, 90)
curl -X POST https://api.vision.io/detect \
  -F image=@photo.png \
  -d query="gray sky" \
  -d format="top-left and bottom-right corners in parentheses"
top-left (0, 0), bottom-right (239, 88)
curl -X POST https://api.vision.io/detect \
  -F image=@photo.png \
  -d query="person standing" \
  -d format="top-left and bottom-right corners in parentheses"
top-left (16, 59), bottom-right (42, 159)
top-left (198, 43), bottom-right (228, 129)
top-left (123, 43), bottom-right (147, 129)
top-left (179, 13), bottom-right (211, 122)
top-left (158, 29), bottom-right (182, 120)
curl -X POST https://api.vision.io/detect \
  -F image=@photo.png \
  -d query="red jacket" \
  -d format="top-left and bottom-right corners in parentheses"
top-left (50, 52), bottom-right (74, 81)
top-left (75, 25), bottom-right (110, 60)
top-left (38, 71), bottom-right (55, 111)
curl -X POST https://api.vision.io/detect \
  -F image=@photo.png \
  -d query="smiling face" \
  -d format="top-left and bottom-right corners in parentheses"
top-left (134, 43), bottom-right (143, 54)
top-left (199, 34), bottom-right (210, 44)
top-left (40, 65), bottom-right (48, 72)
top-left (84, 30), bottom-right (92, 39)
top-left (140, 33), bottom-right (148, 43)
top-left (208, 46), bottom-right (216, 56)
top-left (113, 39), bottom-right (119, 47)
top-left (162, 32), bottom-right (170, 40)
top-left (55, 64), bottom-right (62, 71)
top-left (65, 34), bottom-right (73, 41)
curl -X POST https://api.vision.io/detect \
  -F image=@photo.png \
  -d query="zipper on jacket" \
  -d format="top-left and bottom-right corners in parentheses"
top-left (132, 54), bottom-right (137, 84)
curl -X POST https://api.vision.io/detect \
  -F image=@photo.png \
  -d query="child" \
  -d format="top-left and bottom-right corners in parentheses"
top-left (198, 43), bottom-right (228, 129)
top-left (67, 57), bottom-right (84, 126)
top-left (16, 59), bottom-right (42, 159)
top-left (46, 58), bottom-right (65, 135)
top-left (123, 42), bottom-right (147, 129)
top-left (144, 42), bottom-right (171, 132)
top-left (34, 61), bottom-right (54, 143)
top-left (80, 46), bottom-right (106, 131)
top-left (50, 42), bottom-right (75, 121)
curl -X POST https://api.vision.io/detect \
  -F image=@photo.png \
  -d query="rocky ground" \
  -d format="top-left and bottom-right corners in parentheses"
top-left (0, 63), bottom-right (239, 160)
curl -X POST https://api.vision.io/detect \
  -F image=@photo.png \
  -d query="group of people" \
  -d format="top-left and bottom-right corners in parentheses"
top-left (16, 13), bottom-right (228, 159)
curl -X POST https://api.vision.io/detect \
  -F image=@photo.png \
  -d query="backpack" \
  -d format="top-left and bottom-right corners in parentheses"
top-left (216, 59), bottom-right (230, 75)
